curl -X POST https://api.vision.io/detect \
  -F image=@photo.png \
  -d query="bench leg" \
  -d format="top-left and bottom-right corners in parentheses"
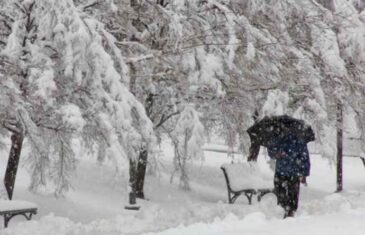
top-left (229, 193), bottom-right (240, 204)
top-left (26, 213), bottom-right (33, 220)
top-left (228, 191), bottom-right (232, 204)
top-left (257, 194), bottom-right (262, 202)
top-left (4, 214), bottom-right (11, 228)
top-left (229, 191), bottom-right (256, 204)
top-left (257, 190), bottom-right (277, 204)
top-left (3, 212), bottom-right (36, 228)
top-left (257, 191), bottom-right (270, 202)
top-left (228, 189), bottom-right (279, 205)
top-left (244, 191), bottom-right (255, 205)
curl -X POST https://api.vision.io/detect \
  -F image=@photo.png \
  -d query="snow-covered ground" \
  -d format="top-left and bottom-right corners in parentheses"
top-left (1, 141), bottom-right (365, 235)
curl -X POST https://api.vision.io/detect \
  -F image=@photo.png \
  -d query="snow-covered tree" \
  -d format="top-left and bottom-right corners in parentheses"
top-left (94, 0), bottom-right (232, 194)
top-left (0, 0), bottom-right (154, 198)
top-left (170, 104), bottom-right (204, 190)
top-left (3, 0), bottom-right (365, 198)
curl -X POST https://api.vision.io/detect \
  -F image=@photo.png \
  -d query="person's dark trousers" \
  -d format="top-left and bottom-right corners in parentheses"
top-left (274, 174), bottom-right (300, 218)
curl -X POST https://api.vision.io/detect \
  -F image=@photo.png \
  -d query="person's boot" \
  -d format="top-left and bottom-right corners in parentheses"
top-left (283, 210), bottom-right (295, 219)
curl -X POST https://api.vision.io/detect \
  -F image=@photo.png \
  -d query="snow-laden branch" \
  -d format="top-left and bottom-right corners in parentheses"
top-left (3, 121), bottom-right (22, 134)
top-left (126, 54), bottom-right (155, 64)
top-left (154, 111), bottom-right (180, 129)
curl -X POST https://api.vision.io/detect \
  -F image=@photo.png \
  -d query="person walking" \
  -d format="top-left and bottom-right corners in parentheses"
top-left (268, 134), bottom-right (310, 218)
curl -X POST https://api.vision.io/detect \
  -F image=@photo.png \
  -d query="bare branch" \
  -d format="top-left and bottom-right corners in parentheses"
top-left (130, 71), bottom-right (173, 78)
top-left (0, 12), bottom-right (14, 23)
top-left (154, 111), bottom-right (180, 129)
top-left (81, 0), bottom-right (102, 11)
top-left (14, 2), bottom-right (26, 13)
top-left (126, 54), bottom-right (155, 64)
top-left (3, 121), bottom-right (21, 134)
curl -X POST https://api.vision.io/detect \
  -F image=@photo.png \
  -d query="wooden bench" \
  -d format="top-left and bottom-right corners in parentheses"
top-left (0, 200), bottom-right (38, 228)
top-left (221, 163), bottom-right (276, 204)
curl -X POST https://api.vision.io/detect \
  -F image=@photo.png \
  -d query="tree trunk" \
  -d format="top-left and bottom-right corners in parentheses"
top-left (248, 109), bottom-right (260, 161)
top-left (135, 149), bottom-right (148, 199)
top-left (336, 101), bottom-right (343, 192)
top-left (247, 143), bottom-right (260, 162)
top-left (134, 92), bottom-right (155, 199)
top-left (4, 132), bottom-right (24, 200)
top-left (128, 158), bottom-right (138, 205)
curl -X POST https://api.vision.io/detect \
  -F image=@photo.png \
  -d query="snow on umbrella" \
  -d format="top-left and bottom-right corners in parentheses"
top-left (247, 115), bottom-right (315, 148)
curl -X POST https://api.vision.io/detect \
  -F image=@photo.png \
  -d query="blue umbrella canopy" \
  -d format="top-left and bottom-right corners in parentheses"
top-left (247, 115), bottom-right (315, 148)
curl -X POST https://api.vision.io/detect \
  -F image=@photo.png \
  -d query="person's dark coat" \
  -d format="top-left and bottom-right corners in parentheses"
top-left (268, 134), bottom-right (310, 177)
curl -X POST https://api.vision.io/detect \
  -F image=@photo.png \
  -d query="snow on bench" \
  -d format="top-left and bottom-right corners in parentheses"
top-left (0, 200), bottom-right (38, 228)
top-left (221, 162), bottom-right (276, 204)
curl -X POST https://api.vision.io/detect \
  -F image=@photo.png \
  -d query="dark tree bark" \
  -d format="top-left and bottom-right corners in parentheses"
top-left (127, 50), bottom-right (149, 200)
top-left (135, 93), bottom-right (154, 199)
top-left (247, 109), bottom-right (260, 161)
top-left (336, 101), bottom-right (343, 192)
top-left (4, 132), bottom-right (24, 200)
top-left (128, 158), bottom-right (138, 205)
top-left (247, 143), bottom-right (260, 162)
top-left (135, 149), bottom-right (148, 199)
top-left (127, 1), bottom-right (170, 200)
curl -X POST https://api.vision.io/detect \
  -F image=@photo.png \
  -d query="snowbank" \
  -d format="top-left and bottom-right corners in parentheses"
top-left (143, 207), bottom-right (365, 235)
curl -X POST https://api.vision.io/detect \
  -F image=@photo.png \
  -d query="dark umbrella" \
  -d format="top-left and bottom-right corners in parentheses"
top-left (247, 115), bottom-right (315, 148)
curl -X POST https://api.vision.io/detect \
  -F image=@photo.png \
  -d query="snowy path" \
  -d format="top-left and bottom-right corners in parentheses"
top-left (1, 144), bottom-right (365, 234)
